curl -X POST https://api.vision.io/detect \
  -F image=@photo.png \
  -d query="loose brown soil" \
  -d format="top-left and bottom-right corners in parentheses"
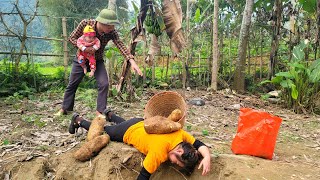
top-left (0, 89), bottom-right (319, 180)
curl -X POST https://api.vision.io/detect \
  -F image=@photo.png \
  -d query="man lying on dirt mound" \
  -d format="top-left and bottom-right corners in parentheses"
top-left (69, 110), bottom-right (211, 180)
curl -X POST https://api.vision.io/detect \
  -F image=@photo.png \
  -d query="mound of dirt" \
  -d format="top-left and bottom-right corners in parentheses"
top-left (5, 141), bottom-right (319, 180)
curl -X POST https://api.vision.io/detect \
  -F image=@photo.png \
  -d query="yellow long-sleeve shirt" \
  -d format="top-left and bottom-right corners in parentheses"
top-left (123, 121), bottom-right (195, 174)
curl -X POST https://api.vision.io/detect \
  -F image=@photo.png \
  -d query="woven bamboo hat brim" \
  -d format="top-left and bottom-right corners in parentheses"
top-left (144, 91), bottom-right (187, 126)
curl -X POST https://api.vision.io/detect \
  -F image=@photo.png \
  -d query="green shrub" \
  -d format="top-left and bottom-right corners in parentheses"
top-left (261, 42), bottom-right (320, 114)
top-left (0, 59), bottom-right (65, 97)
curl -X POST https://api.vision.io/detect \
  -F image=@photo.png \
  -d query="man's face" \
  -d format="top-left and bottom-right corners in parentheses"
top-left (98, 23), bottom-right (115, 34)
top-left (168, 150), bottom-right (184, 167)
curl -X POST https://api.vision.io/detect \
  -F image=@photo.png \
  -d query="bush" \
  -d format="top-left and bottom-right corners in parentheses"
top-left (0, 59), bottom-right (64, 97)
top-left (261, 42), bottom-right (320, 114)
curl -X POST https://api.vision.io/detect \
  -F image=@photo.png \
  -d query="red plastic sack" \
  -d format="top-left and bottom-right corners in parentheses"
top-left (231, 108), bottom-right (282, 160)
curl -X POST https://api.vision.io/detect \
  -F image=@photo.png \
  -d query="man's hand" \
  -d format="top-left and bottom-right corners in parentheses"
top-left (197, 145), bottom-right (211, 175)
top-left (84, 47), bottom-right (96, 54)
top-left (129, 59), bottom-right (143, 76)
top-left (198, 156), bottom-right (211, 175)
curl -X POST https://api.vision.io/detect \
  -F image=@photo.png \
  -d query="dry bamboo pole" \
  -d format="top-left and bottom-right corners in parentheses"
top-left (198, 53), bottom-right (201, 84)
top-left (143, 36), bottom-right (147, 85)
top-left (0, 52), bottom-right (65, 56)
top-left (260, 28), bottom-right (263, 80)
top-left (152, 55), bottom-right (155, 83)
top-left (165, 54), bottom-right (169, 81)
top-left (253, 46), bottom-right (257, 82)
top-left (62, 17), bottom-right (69, 85)
top-left (108, 54), bottom-right (114, 94)
top-left (229, 34), bottom-right (232, 76)
top-left (247, 39), bottom-right (251, 75)
top-left (0, 33), bottom-right (63, 41)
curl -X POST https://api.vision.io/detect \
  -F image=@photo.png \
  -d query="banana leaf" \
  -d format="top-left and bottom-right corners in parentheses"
top-left (162, 0), bottom-right (186, 54)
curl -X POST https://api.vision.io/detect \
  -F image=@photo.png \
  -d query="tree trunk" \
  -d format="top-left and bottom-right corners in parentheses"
top-left (288, 2), bottom-right (295, 62)
top-left (315, 0), bottom-right (320, 59)
top-left (219, 29), bottom-right (223, 68)
top-left (233, 0), bottom-right (254, 93)
top-left (183, 0), bottom-right (191, 89)
top-left (305, 19), bottom-right (311, 61)
top-left (108, 0), bottom-right (116, 11)
top-left (260, 28), bottom-right (263, 80)
top-left (268, 0), bottom-right (282, 79)
top-left (247, 36), bottom-right (251, 75)
top-left (211, 0), bottom-right (219, 91)
top-left (165, 54), bottom-right (169, 81)
top-left (62, 17), bottom-right (69, 85)
top-left (16, 34), bottom-right (26, 73)
top-left (229, 31), bottom-right (232, 76)
top-left (152, 56), bottom-right (155, 83)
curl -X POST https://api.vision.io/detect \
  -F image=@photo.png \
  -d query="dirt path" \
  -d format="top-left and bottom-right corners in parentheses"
top-left (0, 89), bottom-right (319, 180)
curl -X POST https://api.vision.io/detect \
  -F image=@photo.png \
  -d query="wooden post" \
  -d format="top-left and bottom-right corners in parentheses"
top-left (152, 56), bottom-right (155, 84)
top-left (211, 0), bottom-right (219, 91)
top-left (260, 28), bottom-right (263, 80)
top-left (62, 17), bottom-right (69, 85)
top-left (229, 33), bottom-right (232, 76)
top-left (165, 54), bottom-right (169, 81)
top-left (198, 53), bottom-right (201, 84)
top-left (247, 39), bottom-right (251, 75)
top-left (108, 54), bottom-right (114, 94)
top-left (183, 0), bottom-right (190, 89)
top-left (143, 37), bottom-right (147, 85)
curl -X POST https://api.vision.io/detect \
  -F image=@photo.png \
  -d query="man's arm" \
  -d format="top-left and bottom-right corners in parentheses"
top-left (193, 140), bottom-right (211, 176)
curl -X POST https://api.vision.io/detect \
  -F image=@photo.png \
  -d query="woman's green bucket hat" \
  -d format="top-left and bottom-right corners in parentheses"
top-left (96, 9), bottom-right (120, 25)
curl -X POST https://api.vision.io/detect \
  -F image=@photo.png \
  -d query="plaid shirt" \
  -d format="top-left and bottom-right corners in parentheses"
top-left (69, 19), bottom-right (134, 61)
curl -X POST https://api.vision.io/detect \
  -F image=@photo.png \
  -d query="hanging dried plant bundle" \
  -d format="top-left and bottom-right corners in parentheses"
top-left (145, 34), bottom-right (161, 66)
top-left (162, 0), bottom-right (186, 54)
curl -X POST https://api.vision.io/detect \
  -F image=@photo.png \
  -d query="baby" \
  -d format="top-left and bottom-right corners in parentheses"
top-left (76, 25), bottom-right (101, 77)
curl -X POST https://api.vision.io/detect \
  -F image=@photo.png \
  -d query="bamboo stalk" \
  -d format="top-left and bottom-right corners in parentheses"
top-left (62, 17), bottom-right (69, 85)
top-left (0, 33), bottom-right (63, 41)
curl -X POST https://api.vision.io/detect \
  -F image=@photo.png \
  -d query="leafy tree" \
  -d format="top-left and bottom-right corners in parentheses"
top-left (233, 0), bottom-right (254, 92)
top-left (0, 0), bottom-right (39, 74)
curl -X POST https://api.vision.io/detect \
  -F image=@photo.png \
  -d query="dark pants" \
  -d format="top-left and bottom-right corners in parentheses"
top-left (80, 114), bottom-right (144, 142)
top-left (62, 57), bottom-right (109, 113)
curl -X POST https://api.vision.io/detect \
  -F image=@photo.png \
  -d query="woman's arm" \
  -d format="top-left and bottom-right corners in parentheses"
top-left (137, 167), bottom-right (151, 180)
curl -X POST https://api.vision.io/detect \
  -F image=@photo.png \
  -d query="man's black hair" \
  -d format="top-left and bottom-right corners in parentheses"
top-left (176, 142), bottom-right (201, 176)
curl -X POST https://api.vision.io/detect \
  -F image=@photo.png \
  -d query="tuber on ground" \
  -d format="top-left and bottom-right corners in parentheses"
top-left (144, 115), bottom-right (182, 134)
top-left (74, 134), bottom-right (110, 161)
top-left (87, 116), bottom-right (105, 141)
